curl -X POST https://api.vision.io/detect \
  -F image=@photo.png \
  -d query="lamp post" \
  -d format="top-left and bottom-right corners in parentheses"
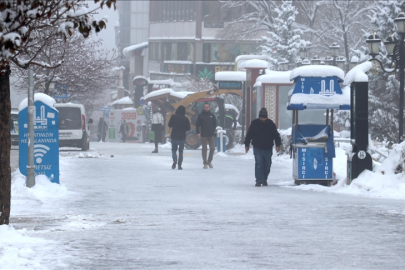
top-left (366, 11), bottom-right (405, 143)
top-left (330, 43), bottom-right (340, 66)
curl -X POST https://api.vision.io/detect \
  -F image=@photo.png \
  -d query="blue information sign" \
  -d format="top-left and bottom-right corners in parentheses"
top-left (296, 147), bottom-right (332, 180)
top-left (19, 101), bottom-right (60, 184)
top-left (218, 81), bottom-right (242, 90)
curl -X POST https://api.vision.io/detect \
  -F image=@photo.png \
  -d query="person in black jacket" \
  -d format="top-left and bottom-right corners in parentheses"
top-left (244, 108), bottom-right (281, 187)
top-left (168, 105), bottom-right (190, 170)
top-left (196, 102), bottom-right (217, 169)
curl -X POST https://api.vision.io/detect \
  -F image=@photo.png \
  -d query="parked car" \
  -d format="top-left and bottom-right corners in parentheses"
top-left (55, 103), bottom-right (93, 151)
top-left (10, 109), bottom-right (19, 146)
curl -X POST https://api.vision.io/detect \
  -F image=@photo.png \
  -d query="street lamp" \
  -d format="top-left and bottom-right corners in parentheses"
top-left (311, 55), bottom-right (321, 65)
top-left (279, 60), bottom-right (289, 71)
top-left (330, 43), bottom-right (340, 65)
top-left (299, 46), bottom-right (307, 60)
top-left (349, 56), bottom-right (359, 70)
top-left (366, 11), bottom-right (405, 143)
top-left (336, 56), bottom-right (346, 70)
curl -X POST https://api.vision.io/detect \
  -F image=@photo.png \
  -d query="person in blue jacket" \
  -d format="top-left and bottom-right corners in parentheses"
top-left (244, 108), bottom-right (281, 187)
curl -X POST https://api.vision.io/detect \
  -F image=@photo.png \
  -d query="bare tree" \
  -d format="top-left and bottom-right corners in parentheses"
top-left (0, 0), bottom-right (116, 225)
top-left (11, 33), bottom-right (118, 104)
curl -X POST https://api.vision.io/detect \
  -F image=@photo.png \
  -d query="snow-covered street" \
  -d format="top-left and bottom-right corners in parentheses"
top-left (2, 142), bottom-right (404, 269)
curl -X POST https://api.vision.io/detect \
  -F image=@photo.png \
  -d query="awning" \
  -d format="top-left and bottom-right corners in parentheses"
top-left (123, 42), bottom-right (148, 57)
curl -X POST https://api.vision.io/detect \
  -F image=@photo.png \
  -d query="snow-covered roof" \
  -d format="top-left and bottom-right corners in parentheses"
top-left (235, 55), bottom-right (269, 63)
top-left (144, 88), bottom-right (193, 101)
top-left (215, 71), bottom-right (246, 82)
top-left (256, 70), bottom-right (292, 85)
top-left (18, 93), bottom-right (57, 111)
top-left (225, 104), bottom-right (239, 115)
top-left (110, 96), bottom-right (134, 105)
top-left (123, 42), bottom-right (148, 57)
top-left (343, 61), bottom-right (372, 86)
top-left (290, 65), bottom-right (345, 81)
top-left (133, 75), bottom-right (148, 82)
top-left (243, 59), bottom-right (268, 69)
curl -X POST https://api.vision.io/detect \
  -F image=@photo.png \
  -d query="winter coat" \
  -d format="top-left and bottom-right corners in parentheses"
top-left (98, 120), bottom-right (107, 133)
top-left (168, 106), bottom-right (190, 140)
top-left (196, 110), bottom-right (217, 137)
top-left (119, 123), bottom-right (129, 135)
top-left (151, 112), bottom-right (164, 132)
top-left (244, 118), bottom-right (281, 150)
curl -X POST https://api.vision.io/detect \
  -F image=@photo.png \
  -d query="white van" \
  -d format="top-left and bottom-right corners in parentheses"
top-left (55, 103), bottom-right (93, 151)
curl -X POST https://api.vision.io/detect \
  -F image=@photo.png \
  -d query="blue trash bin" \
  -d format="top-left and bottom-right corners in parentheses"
top-left (215, 137), bottom-right (226, 152)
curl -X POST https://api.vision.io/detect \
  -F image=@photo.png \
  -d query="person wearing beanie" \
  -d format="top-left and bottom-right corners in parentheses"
top-left (244, 108), bottom-right (281, 187)
top-left (168, 105), bottom-right (190, 170)
top-left (196, 102), bottom-right (217, 169)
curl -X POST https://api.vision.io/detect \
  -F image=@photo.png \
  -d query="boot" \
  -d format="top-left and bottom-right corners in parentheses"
top-left (178, 164), bottom-right (183, 170)
top-left (203, 164), bottom-right (208, 169)
top-left (152, 149), bottom-right (158, 153)
top-left (208, 163), bottom-right (213, 168)
top-left (172, 160), bottom-right (177, 169)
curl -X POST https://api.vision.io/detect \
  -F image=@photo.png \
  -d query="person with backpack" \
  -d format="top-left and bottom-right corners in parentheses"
top-left (168, 105), bottom-right (190, 170)
top-left (151, 108), bottom-right (164, 153)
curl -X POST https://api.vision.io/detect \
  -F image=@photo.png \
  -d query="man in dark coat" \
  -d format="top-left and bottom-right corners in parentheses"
top-left (97, 117), bottom-right (108, 142)
top-left (244, 108), bottom-right (281, 187)
top-left (168, 105), bottom-right (190, 170)
top-left (196, 102), bottom-right (217, 169)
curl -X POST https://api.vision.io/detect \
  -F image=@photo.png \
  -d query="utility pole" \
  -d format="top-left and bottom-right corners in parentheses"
top-left (26, 68), bottom-right (35, 187)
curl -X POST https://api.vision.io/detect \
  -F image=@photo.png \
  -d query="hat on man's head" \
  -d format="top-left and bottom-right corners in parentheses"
top-left (259, 108), bottom-right (268, 118)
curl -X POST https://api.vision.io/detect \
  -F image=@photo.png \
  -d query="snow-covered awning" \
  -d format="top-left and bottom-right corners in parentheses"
top-left (215, 71), bottom-right (246, 82)
top-left (144, 88), bottom-right (192, 102)
top-left (110, 96), bottom-right (134, 105)
top-left (255, 70), bottom-right (292, 85)
top-left (123, 42), bottom-right (148, 57)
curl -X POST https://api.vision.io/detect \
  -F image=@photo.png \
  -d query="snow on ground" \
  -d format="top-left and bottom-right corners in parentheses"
top-left (3, 141), bottom-right (405, 268)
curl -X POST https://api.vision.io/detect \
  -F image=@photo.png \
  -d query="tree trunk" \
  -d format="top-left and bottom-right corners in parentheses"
top-left (0, 70), bottom-right (11, 225)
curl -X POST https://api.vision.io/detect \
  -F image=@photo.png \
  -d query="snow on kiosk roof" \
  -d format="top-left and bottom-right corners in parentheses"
top-left (290, 65), bottom-right (345, 81)
top-left (18, 93), bottom-right (57, 111)
top-left (287, 65), bottom-right (349, 110)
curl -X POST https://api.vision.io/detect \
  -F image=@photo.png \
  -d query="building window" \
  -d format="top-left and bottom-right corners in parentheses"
top-left (203, 44), bottom-right (211, 63)
top-left (177, 43), bottom-right (188, 61)
top-left (162, 43), bottom-right (172, 61)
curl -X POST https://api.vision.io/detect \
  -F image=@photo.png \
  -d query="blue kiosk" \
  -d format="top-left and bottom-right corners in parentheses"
top-left (287, 66), bottom-right (350, 186)
top-left (19, 93), bottom-right (60, 184)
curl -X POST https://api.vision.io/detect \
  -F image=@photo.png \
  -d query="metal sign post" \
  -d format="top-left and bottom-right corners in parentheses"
top-left (27, 68), bottom-right (35, 188)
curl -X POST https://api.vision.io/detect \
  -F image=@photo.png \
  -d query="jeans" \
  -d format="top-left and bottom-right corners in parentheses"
top-left (171, 139), bottom-right (185, 165)
top-left (253, 147), bottom-right (273, 183)
top-left (201, 136), bottom-right (215, 165)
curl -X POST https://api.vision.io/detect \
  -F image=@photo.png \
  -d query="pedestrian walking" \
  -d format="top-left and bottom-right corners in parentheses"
top-left (196, 102), bottom-right (217, 169)
top-left (244, 108), bottom-right (281, 187)
top-left (97, 117), bottom-right (108, 142)
top-left (119, 119), bottom-right (128, 143)
top-left (151, 108), bottom-right (164, 153)
top-left (168, 105), bottom-right (190, 170)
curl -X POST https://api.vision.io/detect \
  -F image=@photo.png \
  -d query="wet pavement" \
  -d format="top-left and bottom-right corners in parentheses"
top-left (9, 142), bottom-right (405, 269)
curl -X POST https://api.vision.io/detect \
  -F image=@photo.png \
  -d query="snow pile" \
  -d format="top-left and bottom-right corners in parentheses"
top-left (282, 142), bottom-right (405, 200)
top-left (343, 61), bottom-right (372, 85)
top-left (110, 96), bottom-right (133, 105)
top-left (12, 171), bottom-right (68, 202)
top-left (77, 152), bottom-right (99, 158)
top-left (0, 225), bottom-right (51, 269)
